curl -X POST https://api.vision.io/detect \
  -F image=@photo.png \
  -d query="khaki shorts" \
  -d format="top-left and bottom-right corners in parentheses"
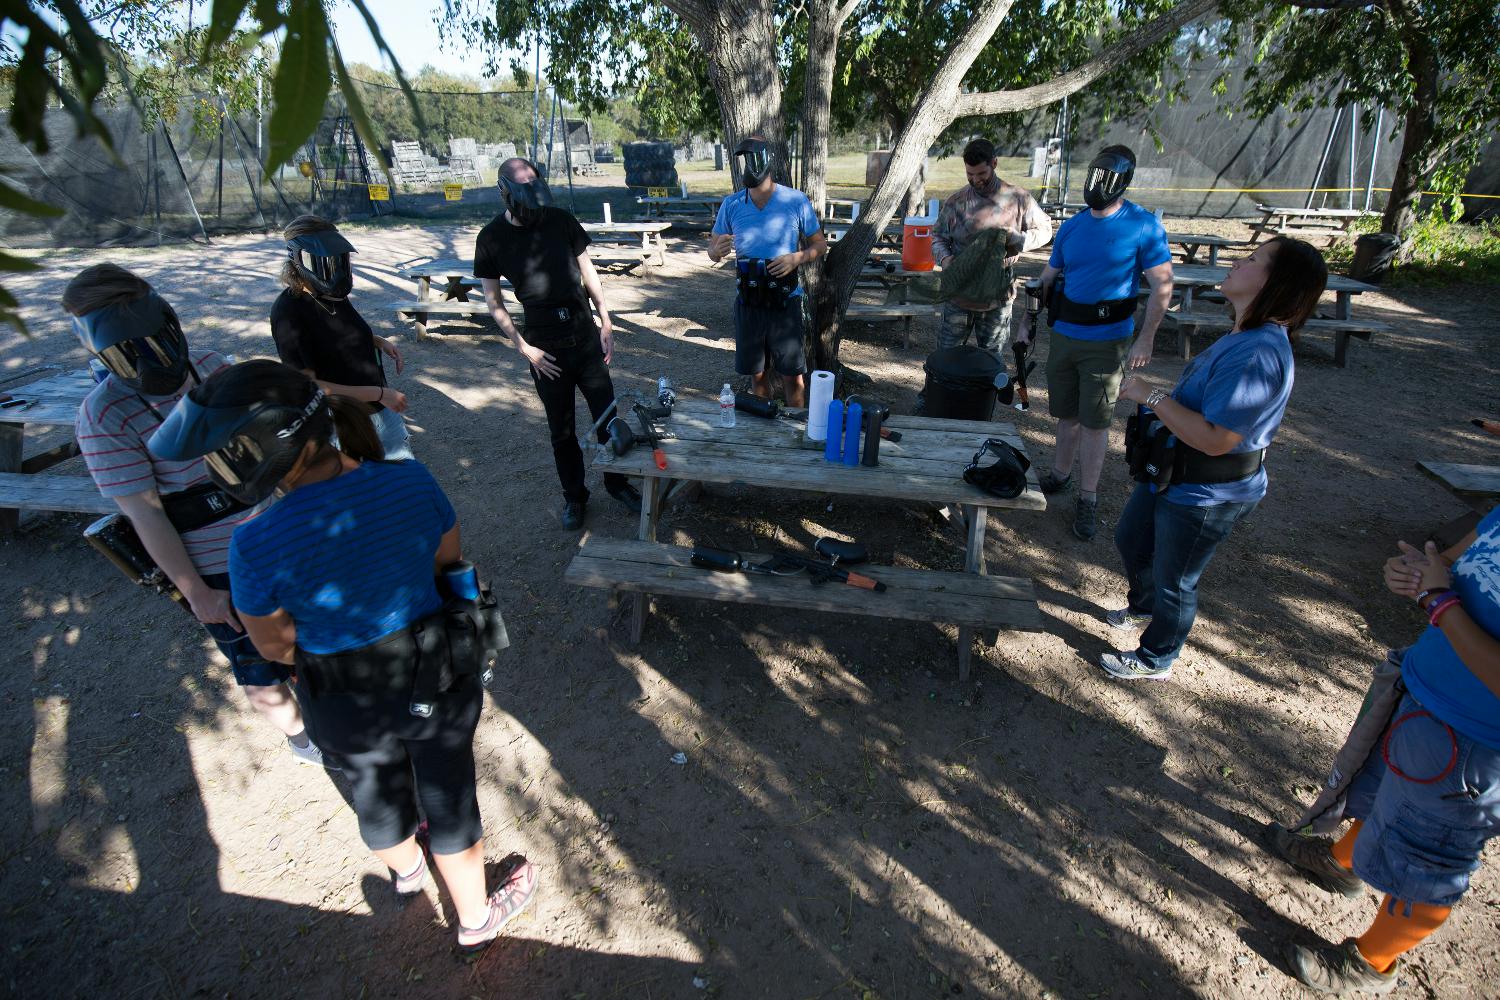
top-left (1045, 331), bottom-right (1131, 429)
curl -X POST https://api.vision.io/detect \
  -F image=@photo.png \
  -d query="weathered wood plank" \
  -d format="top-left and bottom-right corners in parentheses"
top-left (0, 473), bottom-right (116, 513)
top-left (1418, 461), bottom-right (1500, 499)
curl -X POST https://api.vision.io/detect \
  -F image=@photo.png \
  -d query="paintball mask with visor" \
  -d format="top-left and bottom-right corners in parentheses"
top-left (73, 291), bottom-right (194, 397)
top-left (1082, 145), bottom-right (1136, 211)
top-left (733, 137), bottom-right (774, 189)
top-left (962, 438), bottom-right (1032, 500)
top-left (499, 165), bottom-right (553, 227)
top-left (287, 229), bottom-right (356, 299)
top-left (147, 361), bottom-right (332, 506)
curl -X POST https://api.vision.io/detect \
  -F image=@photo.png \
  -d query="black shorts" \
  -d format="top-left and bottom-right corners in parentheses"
top-left (297, 675), bottom-right (484, 855)
top-left (734, 296), bottom-right (807, 376)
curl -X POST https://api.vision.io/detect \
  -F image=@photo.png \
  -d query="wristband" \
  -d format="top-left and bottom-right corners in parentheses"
top-left (1427, 594), bottom-right (1461, 627)
top-left (1416, 587), bottom-right (1452, 610)
top-left (377, 387), bottom-right (385, 405)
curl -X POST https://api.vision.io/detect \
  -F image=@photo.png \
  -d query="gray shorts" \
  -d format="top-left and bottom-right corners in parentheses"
top-left (734, 296), bottom-right (807, 376)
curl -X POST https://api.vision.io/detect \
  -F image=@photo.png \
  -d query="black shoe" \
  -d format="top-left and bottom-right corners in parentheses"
top-left (561, 500), bottom-right (586, 530)
top-left (606, 480), bottom-right (642, 512)
top-left (1037, 470), bottom-right (1072, 495)
top-left (1072, 494), bottom-right (1098, 541)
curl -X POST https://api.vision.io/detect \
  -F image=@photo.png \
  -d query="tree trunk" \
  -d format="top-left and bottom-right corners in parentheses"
top-left (684, 0), bottom-right (789, 186)
top-left (1380, 0), bottom-right (1440, 256)
top-left (800, 2), bottom-right (843, 213)
top-left (902, 157), bottom-right (927, 218)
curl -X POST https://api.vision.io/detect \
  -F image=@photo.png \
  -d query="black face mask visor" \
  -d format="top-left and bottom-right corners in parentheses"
top-left (734, 139), bottom-right (773, 188)
top-left (1082, 150), bottom-right (1135, 210)
top-left (500, 171), bottom-right (553, 225)
top-left (287, 230), bottom-right (356, 299)
top-left (73, 292), bottom-right (192, 396)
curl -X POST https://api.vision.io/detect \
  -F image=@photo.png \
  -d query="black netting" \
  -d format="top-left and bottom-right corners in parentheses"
top-left (2, 101), bottom-right (315, 248)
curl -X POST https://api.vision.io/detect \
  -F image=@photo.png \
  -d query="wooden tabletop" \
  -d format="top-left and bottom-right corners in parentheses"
top-left (1167, 233), bottom-right (1252, 248)
top-left (595, 399), bottom-right (1046, 511)
top-left (636, 196), bottom-right (722, 206)
top-left (584, 222), bottom-right (671, 234)
top-left (0, 370), bottom-right (94, 428)
top-left (1170, 263), bottom-right (1377, 294)
top-left (1418, 461), bottom-right (1500, 501)
top-left (1256, 205), bottom-right (1377, 219)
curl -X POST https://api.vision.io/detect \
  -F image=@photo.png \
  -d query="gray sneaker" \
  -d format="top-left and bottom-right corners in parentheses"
top-left (1037, 470), bottom-right (1072, 495)
top-left (1105, 608), bottom-right (1153, 630)
top-left (1073, 495), bottom-right (1098, 541)
top-left (1286, 938), bottom-right (1397, 995)
top-left (1262, 821), bottom-right (1364, 897)
top-left (1099, 650), bottom-right (1172, 681)
top-left (289, 740), bottom-right (340, 770)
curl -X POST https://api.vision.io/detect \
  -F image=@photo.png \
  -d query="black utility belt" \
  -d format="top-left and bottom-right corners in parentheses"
top-left (1125, 409), bottom-right (1264, 488)
top-left (1051, 292), bottom-right (1139, 327)
top-left (162, 482), bottom-right (248, 532)
top-left (736, 258), bottom-right (798, 309)
top-left (521, 302), bottom-right (589, 330)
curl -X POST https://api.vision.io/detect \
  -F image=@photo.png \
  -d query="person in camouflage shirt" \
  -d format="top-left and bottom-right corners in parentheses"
top-left (930, 138), bottom-right (1053, 359)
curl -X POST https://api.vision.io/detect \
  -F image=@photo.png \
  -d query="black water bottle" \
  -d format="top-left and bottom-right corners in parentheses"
top-left (861, 406), bottom-right (882, 467)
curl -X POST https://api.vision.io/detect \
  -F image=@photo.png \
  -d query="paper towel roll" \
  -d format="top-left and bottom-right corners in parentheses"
top-left (805, 370), bottom-right (836, 441)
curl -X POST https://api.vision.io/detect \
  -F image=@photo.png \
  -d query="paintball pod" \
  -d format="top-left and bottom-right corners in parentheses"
top-left (690, 537), bottom-right (887, 591)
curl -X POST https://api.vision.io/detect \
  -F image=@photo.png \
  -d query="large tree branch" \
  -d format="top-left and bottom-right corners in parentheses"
top-left (951, 0), bottom-right (1219, 118)
top-left (657, 0), bottom-right (714, 34)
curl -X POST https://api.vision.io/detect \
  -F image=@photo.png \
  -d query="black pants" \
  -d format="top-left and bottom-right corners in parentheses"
top-left (297, 675), bottom-right (485, 855)
top-left (528, 328), bottom-right (627, 503)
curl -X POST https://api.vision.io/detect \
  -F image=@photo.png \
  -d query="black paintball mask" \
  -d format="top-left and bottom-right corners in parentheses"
top-left (148, 360), bottom-right (333, 506)
top-left (73, 291), bottom-right (194, 397)
top-left (1083, 145), bottom-right (1136, 211)
top-left (287, 229), bottom-right (356, 299)
top-left (963, 438), bottom-right (1032, 500)
top-left (734, 137), bottom-right (774, 189)
top-left (499, 164), bottom-right (553, 227)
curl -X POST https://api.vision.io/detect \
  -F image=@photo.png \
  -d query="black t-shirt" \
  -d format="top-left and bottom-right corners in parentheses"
top-left (269, 290), bottom-right (385, 407)
top-left (472, 207), bottom-right (592, 314)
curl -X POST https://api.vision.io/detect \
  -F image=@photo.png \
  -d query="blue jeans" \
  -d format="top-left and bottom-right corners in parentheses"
top-left (371, 406), bottom-right (414, 461)
top-left (200, 572), bottom-right (291, 686)
top-left (1114, 482), bottom-right (1258, 670)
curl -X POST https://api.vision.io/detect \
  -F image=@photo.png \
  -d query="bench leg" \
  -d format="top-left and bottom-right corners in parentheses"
top-left (902, 315), bottom-right (912, 350)
top-left (1178, 323), bottom-right (1195, 361)
top-left (414, 312), bottom-right (428, 340)
top-left (630, 477), bottom-right (663, 643)
top-left (957, 504), bottom-right (989, 682)
top-left (1334, 330), bottom-right (1350, 368)
top-left (0, 424), bottom-right (21, 534)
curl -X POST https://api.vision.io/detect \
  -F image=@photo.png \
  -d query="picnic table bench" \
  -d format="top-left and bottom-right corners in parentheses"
top-left (1158, 264), bottom-right (1383, 366)
top-left (1417, 461), bottom-right (1500, 514)
top-left (1167, 232), bottom-right (1252, 266)
top-left (635, 195), bottom-right (722, 224)
top-left (568, 399), bottom-right (1046, 680)
top-left (1249, 205), bottom-right (1378, 246)
top-left (0, 369), bottom-right (110, 532)
top-left (850, 261), bottom-right (944, 347)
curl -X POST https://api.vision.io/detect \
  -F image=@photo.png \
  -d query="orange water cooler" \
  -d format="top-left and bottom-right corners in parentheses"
top-left (901, 215), bottom-right (936, 271)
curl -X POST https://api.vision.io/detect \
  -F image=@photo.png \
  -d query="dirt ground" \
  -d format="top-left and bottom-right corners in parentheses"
top-left (2, 200), bottom-right (1498, 1000)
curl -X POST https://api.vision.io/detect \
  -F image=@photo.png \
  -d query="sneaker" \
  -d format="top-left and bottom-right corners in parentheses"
top-left (1037, 470), bottom-right (1072, 495)
top-left (1105, 608), bottom-right (1153, 631)
top-left (561, 500), bottom-right (586, 531)
top-left (1261, 821), bottom-right (1365, 898)
top-left (456, 857), bottom-right (539, 954)
top-left (1099, 650), bottom-right (1172, 681)
top-left (605, 480), bottom-right (643, 512)
top-left (1073, 494), bottom-right (1098, 541)
top-left (289, 739), bottom-right (340, 770)
top-left (1285, 938), bottom-right (1398, 995)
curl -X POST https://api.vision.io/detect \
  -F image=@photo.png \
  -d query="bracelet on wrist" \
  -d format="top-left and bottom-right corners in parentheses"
top-left (377, 387), bottom-right (385, 404)
top-left (1428, 594), bottom-right (1461, 627)
top-left (1146, 388), bottom-right (1169, 408)
top-left (1416, 587), bottom-right (1452, 610)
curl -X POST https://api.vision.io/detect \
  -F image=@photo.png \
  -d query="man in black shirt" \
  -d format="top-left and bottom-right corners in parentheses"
top-left (475, 158), bottom-right (638, 529)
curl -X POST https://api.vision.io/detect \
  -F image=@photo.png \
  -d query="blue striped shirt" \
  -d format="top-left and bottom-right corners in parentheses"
top-left (230, 460), bottom-right (457, 654)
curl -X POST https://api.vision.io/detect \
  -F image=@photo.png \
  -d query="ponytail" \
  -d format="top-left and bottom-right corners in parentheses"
top-left (327, 395), bottom-right (385, 462)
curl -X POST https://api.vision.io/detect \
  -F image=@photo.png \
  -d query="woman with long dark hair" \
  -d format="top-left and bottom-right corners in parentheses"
top-left (1101, 236), bottom-right (1327, 680)
top-left (149, 360), bottom-right (537, 952)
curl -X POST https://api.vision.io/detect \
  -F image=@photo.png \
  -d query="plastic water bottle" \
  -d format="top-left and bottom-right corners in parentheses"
top-left (719, 383), bottom-right (736, 428)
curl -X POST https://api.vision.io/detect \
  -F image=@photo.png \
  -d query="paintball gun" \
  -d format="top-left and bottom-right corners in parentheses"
top-left (690, 537), bottom-right (887, 591)
top-left (1011, 340), bottom-right (1037, 411)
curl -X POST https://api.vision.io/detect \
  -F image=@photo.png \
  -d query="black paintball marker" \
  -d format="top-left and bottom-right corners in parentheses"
top-left (1011, 340), bottom-right (1036, 411)
top-left (690, 537), bottom-right (887, 591)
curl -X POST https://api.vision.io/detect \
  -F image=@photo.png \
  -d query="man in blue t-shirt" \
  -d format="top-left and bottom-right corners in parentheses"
top-left (708, 136), bottom-right (828, 407)
top-left (1016, 145), bottom-right (1174, 541)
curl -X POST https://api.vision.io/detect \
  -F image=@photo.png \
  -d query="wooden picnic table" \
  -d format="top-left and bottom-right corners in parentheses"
top-left (1417, 461), bottom-right (1500, 514)
top-left (582, 399), bottom-right (1045, 679)
top-left (1167, 263), bottom-right (1376, 319)
top-left (0, 368), bottom-right (115, 532)
top-left (635, 195), bottom-right (723, 222)
top-left (1250, 204), bottom-right (1378, 245)
top-left (1167, 232), bottom-right (1252, 266)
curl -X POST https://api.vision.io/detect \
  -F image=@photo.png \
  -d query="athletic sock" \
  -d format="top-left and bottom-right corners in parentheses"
top-left (1329, 818), bottom-right (1363, 870)
top-left (396, 855), bottom-right (424, 880)
top-left (287, 730), bottom-right (311, 750)
top-left (1354, 894), bottom-right (1451, 973)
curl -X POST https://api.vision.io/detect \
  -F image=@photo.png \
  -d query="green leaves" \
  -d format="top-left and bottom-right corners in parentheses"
top-left (329, 41), bottom-right (392, 174)
top-left (264, 0), bottom-right (333, 173)
top-left (7, 0), bottom-right (113, 155)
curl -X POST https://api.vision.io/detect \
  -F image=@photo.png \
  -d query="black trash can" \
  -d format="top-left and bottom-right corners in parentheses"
top-left (1351, 233), bottom-right (1401, 284)
top-left (921, 346), bottom-right (1002, 421)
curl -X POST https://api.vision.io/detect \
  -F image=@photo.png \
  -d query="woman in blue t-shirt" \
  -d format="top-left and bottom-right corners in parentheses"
top-left (1262, 521), bottom-right (1500, 993)
top-left (147, 360), bottom-right (537, 954)
top-left (1103, 237), bottom-right (1327, 680)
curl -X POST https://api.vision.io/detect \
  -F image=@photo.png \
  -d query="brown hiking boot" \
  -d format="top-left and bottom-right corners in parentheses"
top-left (1262, 821), bottom-right (1365, 898)
top-left (1286, 938), bottom-right (1398, 995)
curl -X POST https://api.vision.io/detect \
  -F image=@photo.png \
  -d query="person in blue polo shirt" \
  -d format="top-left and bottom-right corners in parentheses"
top-left (1016, 146), bottom-right (1174, 541)
top-left (707, 136), bottom-right (828, 407)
